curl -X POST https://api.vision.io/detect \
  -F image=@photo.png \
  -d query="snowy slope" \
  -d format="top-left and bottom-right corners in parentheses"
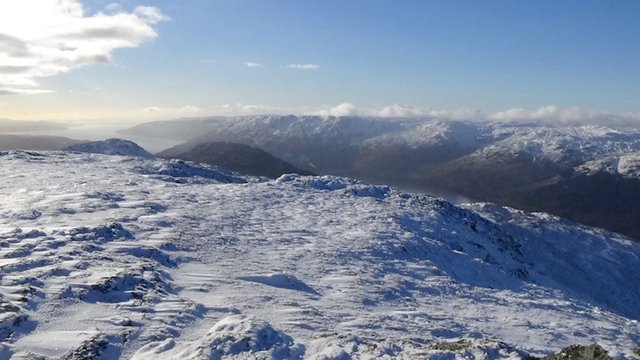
top-left (470, 124), bottom-right (640, 165)
top-left (64, 138), bottom-right (155, 159)
top-left (575, 152), bottom-right (640, 179)
top-left (0, 151), bottom-right (639, 359)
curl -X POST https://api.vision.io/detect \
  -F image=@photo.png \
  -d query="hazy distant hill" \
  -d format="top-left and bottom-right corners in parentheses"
top-left (159, 141), bottom-right (315, 178)
top-left (0, 119), bottom-right (67, 133)
top-left (118, 117), bottom-right (231, 141)
top-left (0, 134), bottom-right (84, 151)
top-left (124, 115), bottom-right (640, 239)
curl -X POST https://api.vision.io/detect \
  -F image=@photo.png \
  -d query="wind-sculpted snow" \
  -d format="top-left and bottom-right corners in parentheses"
top-left (133, 315), bottom-right (303, 360)
top-left (276, 174), bottom-right (391, 199)
top-left (0, 151), bottom-right (639, 359)
top-left (465, 203), bottom-right (640, 320)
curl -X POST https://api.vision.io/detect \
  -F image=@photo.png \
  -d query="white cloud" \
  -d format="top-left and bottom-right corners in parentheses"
top-left (487, 105), bottom-right (640, 127)
top-left (245, 62), bottom-right (263, 68)
top-left (314, 103), bottom-right (447, 118)
top-left (133, 6), bottom-right (169, 23)
top-left (200, 102), bottom-right (640, 128)
top-left (0, 0), bottom-right (168, 95)
top-left (142, 105), bottom-right (203, 114)
top-left (322, 102), bottom-right (359, 117)
top-left (286, 63), bottom-right (319, 70)
top-left (0, 88), bottom-right (54, 95)
top-left (210, 103), bottom-right (294, 115)
top-left (104, 3), bottom-right (123, 14)
top-left (310, 103), bottom-right (640, 127)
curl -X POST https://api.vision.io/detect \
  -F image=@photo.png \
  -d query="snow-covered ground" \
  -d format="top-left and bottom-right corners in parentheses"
top-left (0, 151), bottom-right (638, 359)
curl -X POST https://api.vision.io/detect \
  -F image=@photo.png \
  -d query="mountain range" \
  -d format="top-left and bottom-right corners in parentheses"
top-left (122, 115), bottom-right (640, 239)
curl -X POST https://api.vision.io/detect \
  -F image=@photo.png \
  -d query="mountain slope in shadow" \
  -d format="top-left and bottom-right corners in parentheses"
top-left (158, 141), bottom-right (315, 178)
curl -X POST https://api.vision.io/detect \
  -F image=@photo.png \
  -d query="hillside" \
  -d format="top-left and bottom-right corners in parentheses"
top-left (0, 150), bottom-right (638, 359)
top-left (64, 138), bottom-right (155, 159)
top-left (158, 141), bottom-right (315, 178)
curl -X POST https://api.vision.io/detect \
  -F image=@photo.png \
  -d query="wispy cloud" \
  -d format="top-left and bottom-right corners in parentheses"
top-left (245, 62), bottom-right (263, 68)
top-left (487, 105), bottom-right (640, 127)
top-left (142, 105), bottom-right (203, 114)
top-left (286, 63), bottom-right (319, 70)
top-left (210, 103), bottom-right (297, 115)
top-left (0, 88), bottom-right (54, 96)
top-left (0, 0), bottom-right (168, 95)
top-left (312, 103), bottom-right (478, 119)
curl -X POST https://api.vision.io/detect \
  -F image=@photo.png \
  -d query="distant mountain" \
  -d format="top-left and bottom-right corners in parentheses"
top-left (0, 119), bottom-right (67, 132)
top-left (158, 141), bottom-right (314, 178)
top-left (125, 115), bottom-right (640, 239)
top-left (0, 134), bottom-right (84, 151)
top-left (64, 138), bottom-right (155, 159)
top-left (118, 116), bottom-right (232, 141)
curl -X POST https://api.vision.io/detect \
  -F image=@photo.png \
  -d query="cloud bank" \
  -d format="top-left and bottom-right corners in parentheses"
top-left (204, 102), bottom-right (640, 128)
top-left (142, 105), bottom-right (203, 114)
top-left (0, 0), bottom-right (167, 95)
top-left (311, 103), bottom-right (640, 127)
top-left (487, 105), bottom-right (640, 127)
top-left (314, 103), bottom-right (484, 121)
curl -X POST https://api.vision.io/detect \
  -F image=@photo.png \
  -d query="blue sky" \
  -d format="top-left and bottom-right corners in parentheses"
top-left (1, 0), bottom-right (639, 122)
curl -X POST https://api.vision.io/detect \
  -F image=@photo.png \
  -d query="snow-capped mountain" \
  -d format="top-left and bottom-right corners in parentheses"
top-left (64, 138), bottom-right (155, 159)
top-left (124, 115), bottom-right (640, 239)
top-left (576, 152), bottom-right (640, 179)
top-left (123, 116), bottom-right (640, 168)
top-left (0, 150), bottom-right (638, 359)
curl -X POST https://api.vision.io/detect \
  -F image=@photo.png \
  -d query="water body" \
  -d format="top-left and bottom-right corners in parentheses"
top-left (11, 123), bottom-right (183, 153)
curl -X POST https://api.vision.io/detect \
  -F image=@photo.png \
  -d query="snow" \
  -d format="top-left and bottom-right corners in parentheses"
top-left (64, 138), bottom-right (155, 159)
top-left (133, 315), bottom-right (303, 360)
top-left (576, 151), bottom-right (640, 179)
top-left (468, 124), bottom-right (640, 165)
top-left (0, 150), bottom-right (639, 359)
